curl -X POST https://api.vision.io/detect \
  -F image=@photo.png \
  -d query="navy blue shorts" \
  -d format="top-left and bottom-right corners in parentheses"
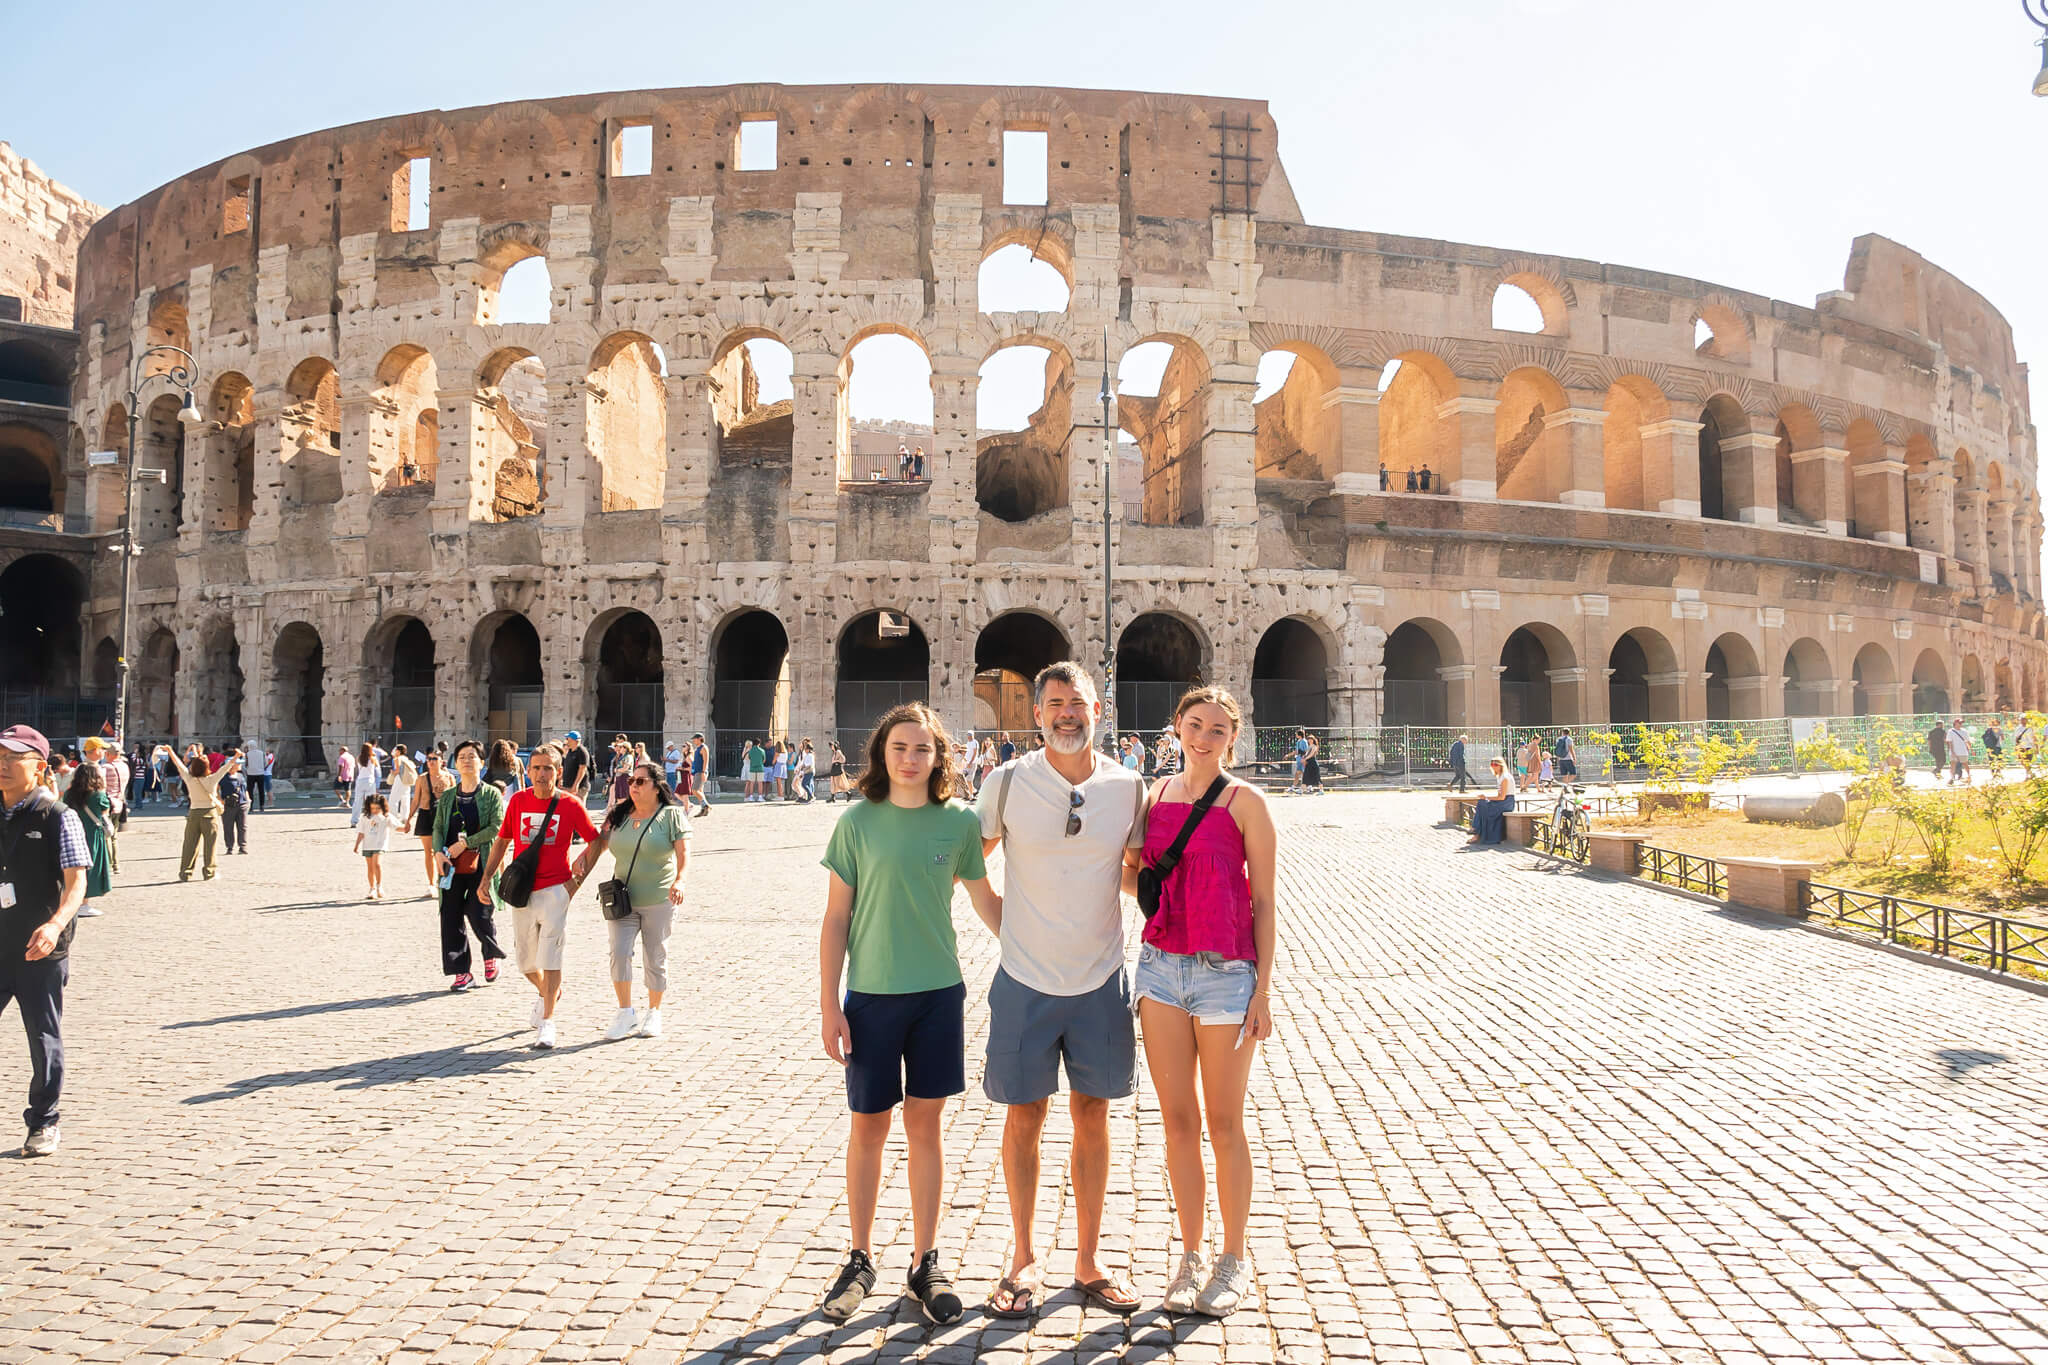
top-left (843, 983), bottom-right (965, 1114)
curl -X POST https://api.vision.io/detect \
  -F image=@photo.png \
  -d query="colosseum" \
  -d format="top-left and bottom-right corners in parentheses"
top-left (6, 82), bottom-right (2042, 773)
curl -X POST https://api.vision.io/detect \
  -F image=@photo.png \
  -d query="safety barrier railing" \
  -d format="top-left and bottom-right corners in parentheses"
top-left (1800, 881), bottom-right (2048, 977)
top-left (1637, 843), bottom-right (1728, 897)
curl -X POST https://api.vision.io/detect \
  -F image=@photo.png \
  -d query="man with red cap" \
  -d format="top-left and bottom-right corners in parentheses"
top-left (0, 725), bottom-right (89, 1157)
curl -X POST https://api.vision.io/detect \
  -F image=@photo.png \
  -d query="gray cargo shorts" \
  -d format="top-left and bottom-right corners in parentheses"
top-left (983, 964), bottom-right (1136, 1104)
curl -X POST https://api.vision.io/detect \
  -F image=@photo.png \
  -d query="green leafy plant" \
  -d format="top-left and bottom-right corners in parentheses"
top-left (1976, 775), bottom-right (2048, 884)
top-left (1893, 786), bottom-right (1962, 875)
top-left (1692, 729), bottom-right (1758, 787)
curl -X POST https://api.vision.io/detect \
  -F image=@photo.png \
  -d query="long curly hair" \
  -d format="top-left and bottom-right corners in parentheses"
top-left (856, 703), bottom-right (958, 805)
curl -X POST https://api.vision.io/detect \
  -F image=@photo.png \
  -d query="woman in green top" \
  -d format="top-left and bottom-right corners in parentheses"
top-left (431, 740), bottom-right (507, 992)
top-left (571, 762), bottom-right (691, 1042)
top-left (62, 763), bottom-right (114, 913)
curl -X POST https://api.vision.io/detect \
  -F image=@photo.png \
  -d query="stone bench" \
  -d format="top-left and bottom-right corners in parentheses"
top-left (1443, 795), bottom-right (1482, 824)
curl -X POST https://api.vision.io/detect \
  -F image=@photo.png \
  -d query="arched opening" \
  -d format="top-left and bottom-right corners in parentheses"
top-left (1774, 404), bottom-right (1823, 528)
top-left (1601, 378), bottom-right (1669, 513)
top-left (1705, 633), bottom-right (1763, 720)
top-left (1782, 638), bottom-right (1833, 718)
top-left (472, 612), bottom-right (542, 750)
top-left (270, 623), bottom-right (326, 771)
top-left (0, 339), bottom-right (69, 406)
top-left (143, 297), bottom-right (190, 374)
top-left (711, 609), bottom-right (791, 779)
top-left (282, 357), bottom-right (342, 508)
top-left (1116, 612), bottom-right (1204, 735)
top-left (193, 616), bottom-right (243, 744)
top-left (0, 425), bottom-right (61, 516)
top-left (1377, 353), bottom-right (1452, 493)
top-left (372, 347), bottom-right (439, 495)
top-left (138, 393), bottom-right (186, 541)
top-left (91, 637), bottom-right (118, 692)
top-left (837, 610), bottom-right (931, 755)
top-left (204, 373), bottom-right (255, 529)
top-left (711, 335), bottom-right (795, 470)
top-left (976, 341), bottom-right (1071, 522)
top-left (1697, 396), bottom-right (1744, 523)
top-left (1996, 659), bottom-right (2017, 711)
top-left (973, 611), bottom-right (1070, 733)
top-left (587, 333), bottom-right (666, 512)
top-left (1500, 624), bottom-right (1577, 727)
top-left (1117, 336), bottom-right (1208, 527)
top-left (478, 348), bottom-right (548, 520)
top-left (1252, 346), bottom-right (1336, 482)
top-left (1382, 619), bottom-right (1460, 727)
top-left (0, 556), bottom-right (84, 708)
top-left (1692, 305), bottom-right (1749, 365)
top-left (977, 243), bottom-right (1071, 314)
top-left (135, 627), bottom-right (179, 740)
top-left (591, 610), bottom-right (664, 750)
top-left (1494, 367), bottom-right (1569, 503)
top-left (368, 616), bottom-right (436, 745)
top-left (1843, 418), bottom-right (1885, 541)
top-left (838, 329), bottom-right (933, 483)
top-left (1608, 627), bottom-right (1679, 724)
top-left (1252, 618), bottom-right (1330, 729)
top-left (1851, 643), bottom-right (1896, 717)
top-left (1911, 648), bottom-right (1950, 716)
top-left (1490, 282), bottom-right (1547, 333)
top-left (1961, 653), bottom-right (1986, 711)
top-left (490, 253), bottom-right (553, 326)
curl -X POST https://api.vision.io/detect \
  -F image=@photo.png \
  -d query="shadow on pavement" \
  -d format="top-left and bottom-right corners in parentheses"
top-left (166, 990), bottom-right (449, 1029)
top-left (1937, 1047), bottom-right (2009, 1078)
top-left (181, 1033), bottom-right (600, 1102)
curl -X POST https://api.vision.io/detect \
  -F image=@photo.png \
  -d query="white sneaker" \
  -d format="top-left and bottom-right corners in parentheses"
top-left (638, 1008), bottom-right (663, 1039)
top-left (530, 995), bottom-right (545, 1028)
top-left (1194, 1253), bottom-right (1251, 1316)
top-left (21, 1125), bottom-right (58, 1157)
top-left (604, 1007), bottom-right (639, 1041)
top-left (76, 905), bottom-right (103, 918)
top-left (1163, 1250), bottom-right (1205, 1314)
top-left (533, 1018), bottom-right (556, 1050)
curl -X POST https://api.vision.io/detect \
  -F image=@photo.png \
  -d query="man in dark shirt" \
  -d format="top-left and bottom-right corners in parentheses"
top-left (558, 732), bottom-right (590, 805)
top-left (0, 726), bottom-right (89, 1157)
top-left (1448, 734), bottom-right (1474, 792)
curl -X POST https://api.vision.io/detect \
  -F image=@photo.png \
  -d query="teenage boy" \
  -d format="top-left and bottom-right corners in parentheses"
top-left (480, 744), bottom-right (599, 1050)
top-left (817, 703), bottom-right (999, 1326)
top-left (974, 662), bottom-right (1146, 1319)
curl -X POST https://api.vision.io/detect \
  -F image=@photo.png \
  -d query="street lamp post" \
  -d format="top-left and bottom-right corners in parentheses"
top-left (114, 346), bottom-right (204, 749)
top-left (2028, 0), bottom-right (2048, 95)
top-left (1100, 326), bottom-right (1117, 750)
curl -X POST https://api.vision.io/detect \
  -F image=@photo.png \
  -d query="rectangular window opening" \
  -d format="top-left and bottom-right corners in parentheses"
top-left (222, 177), bottom-right (251, 235)
top-left (612, 123), bottom-right (653, 177)
top-left (738, 119), bottom-right (778, 172)
top-left (392, 156), bottom-right (431, 232)
top-left (1003, 129), bottom-right (1048, 205)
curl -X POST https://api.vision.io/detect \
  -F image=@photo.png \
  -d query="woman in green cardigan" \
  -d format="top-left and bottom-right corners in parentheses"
top-left (431, 739), bottom-right (507, 992)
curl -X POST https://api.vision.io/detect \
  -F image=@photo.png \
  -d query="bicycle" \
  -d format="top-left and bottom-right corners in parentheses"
top-left (1543, 781), bottom-right (1592, 862)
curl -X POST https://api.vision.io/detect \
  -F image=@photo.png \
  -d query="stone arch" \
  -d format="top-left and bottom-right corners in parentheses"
top-left (1705, 632), bottom-right (1764, 720)
top-left (977, 235), bottom-right (1072, 315)
top-left (1116, 610), bottom-right (1209, 735)
top-left (470, 610), bottom-right (543, 749)
top-left (1696, 392), bottom-right (1748, 523)
top-left (1904, 433), bottom-right (1939, 551)
top-left (585, 608), bottom-right (665, 748)
top-left (837, 323), bottom-right (933, 482)
top-left (710, 607), bottom-right (792, 778)
top-left (1691, 300), bottom-right (1752, 365)
top-left (1850, 642), bottom-right (1898, 716)
top-left (1378, 350), bottom-right (1457, 492)
top-left (0, 423), bottom-right (61, 516)
top-left (142, 293), bottom-right (190, 377)
top-left (1911, 648), bottom-right (1950, 716)
top-left (1608, 626), bottom-right (1680, 724)
top-left (836, 609), bottom-right (931, 754)
top-left (972, 610), bottom-right (1071, 733)
top-left (587, 331), bottom-right (666, 512)
top-left (475, 230), bottom-right (550, 326)
top-left (135, 625), bottom-right (179, 741)
top-left (1782, 636), bottom-right (1833, 718)
top-left (1960, 652), bottom-right (1986, 710)
top-left (1843, 416), bottom-right (1889, 541)
top-left (192, 615), bottom-right (244, 743)
top-left (1382, 617), bottom-right (1464, 728)
top-left (1772, 402), bottom-right (1826, 528)
top-left (364, 614), bottom-right (437, 743)
top-left (204, 371), bottom-right (256, 530)
top-left (0, 554), bottom-right (85, 695)
top-left (269, 621), bottom-right (327, 771)
top-left (1488, 272), bottom-right (1567, 336)
top-left (137, 392), bottom-right (186, 541)
top-left (1116, 333), bottom-right (1210, 527)
top-left (1252, 615), bottom-right (1336, 730)
top-left (1500, 622), bottom-right (1579, 727)
top-left (1252, 342), bottom-right (1338, 483)
top-left (976, 333), bottom-right (1073, 523)
top-left (282, 357), bottom-right (342, 508)
top-left (372, 345), bottom-right (439, 494)
top-left (1600, 375), bottom-right (1670, 512)
top-left (477, 346), bottom-right (547, 519)
top-left (1494, 366), bottom-right (1570, 502)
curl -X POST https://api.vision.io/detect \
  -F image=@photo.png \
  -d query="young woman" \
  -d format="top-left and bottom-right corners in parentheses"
top-left (387, 749), bottom-right (418, 829)
top-left (1122, 686), bottom-right (1276, 1318)
top-left (62, 763), bottom-right (114, 920)
top-left (483, 739), bottom-right (523, 794)
top-left (794, 739), bottom-right (817, 803)
top-left (353, 794), bottom-right (394, 899)
top-left (349, 742), bottom-right (382, 829)
top-left (1467, 757), bottom-right (1518, 846)
top-left (825, 740), bottom-right (849, 803)
top-left (431, 739), bottom-right (506, 993)
top-left (412, 750), bottom-right (454, 896)
top-left (816, 704), bottom-right (1000, 1327)
top-left (571, 762), bottom-right (691, 1041)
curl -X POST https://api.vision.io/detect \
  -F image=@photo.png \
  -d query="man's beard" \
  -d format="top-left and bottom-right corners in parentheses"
top-left (1042, 715), bottom-right (1095, 754)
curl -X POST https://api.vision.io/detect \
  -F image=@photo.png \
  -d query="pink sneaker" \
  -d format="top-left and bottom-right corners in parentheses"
top-left (450, 973), bottom-right (474, 993)
top-left (482, 959), bottom-right (500, 983)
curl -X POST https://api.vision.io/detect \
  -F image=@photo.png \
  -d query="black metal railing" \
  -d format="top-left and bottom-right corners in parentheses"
top-left (1528, 815), bottom-right (1589, 863)
top-left (1801, 881), bottom-right (2048, 977)
top-left (1637, 843), bottom-right (1727, 897)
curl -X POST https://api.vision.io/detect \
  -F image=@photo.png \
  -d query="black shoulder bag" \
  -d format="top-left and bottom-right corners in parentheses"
top-left (596, 813), bottom-right (658, 921)
top-left (1135, 775), bottom-right (1227, 921)
top-left (497, 796), bottom-right (559, 908)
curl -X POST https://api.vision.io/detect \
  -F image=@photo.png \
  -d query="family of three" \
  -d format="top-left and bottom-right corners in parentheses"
top-left (817, 663), bottom-right (1277, 1326)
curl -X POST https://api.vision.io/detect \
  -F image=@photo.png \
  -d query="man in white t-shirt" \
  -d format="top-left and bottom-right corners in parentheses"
top-left (972, 661), bottom-right (1145, 1318)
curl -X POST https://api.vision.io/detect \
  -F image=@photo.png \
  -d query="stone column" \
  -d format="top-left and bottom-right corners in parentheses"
top-left (1646, 669), bottom-right (1692, 724)
top-left (1856, 450), bottom-right (1908, 544)
top-left (1717, 429), bottom-right (1780, 525)
top-left (662, 370), bottom-right (713, 516)
top-left (1324, 366), bottom-right (1383, 496)
top-left (245, 390), bottom-right (286, 549)
top-left (1908, 462), bottom-right (1953, 558)
top-left (1755, 607), bottom-right (1786, 719)
top-left (1956, 486), bottom-right (1988, 578)
top-left (1787, 446), bottom-right (1847, 536)
top-left (1638, 418), bottom-right (1702, 517)
top-left (789, 356), bottom-right (839, 562)
top-left (927, 360), bottom-right (979, 566)
top-left (334, 391), bottom-right (378, 540)
top-left (431, 386), bottom-right (488, 533)
top-left (176, 421), bottom-right (209, 550)
top-left (1545, 404), bottom-right (1607, 506)
top-left (1988, 496), bottom-right (2017, 585)
top-left (1204, 364), bottom-right (1259, 573)
top-left (1437, 392), bottom-right (1498, 499)
top-left (1437, 663), bottom-right (1474, 731)
top-left (540, 378), bottom-right (589, 534)
top-left (435, 651), bottom-right (469, 748)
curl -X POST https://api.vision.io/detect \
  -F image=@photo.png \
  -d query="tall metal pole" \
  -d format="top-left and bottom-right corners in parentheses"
top-left (1100, 326), bottom-right (1116, 750)
top-left (113, 346), bottom-right (203, 749)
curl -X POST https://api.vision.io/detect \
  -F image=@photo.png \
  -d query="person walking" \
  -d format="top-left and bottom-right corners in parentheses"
top-left (353, 794), bottom-right (394, 899)
top-left (1555, 729), bottom-right (1578, 782)
top-left (816, 703), bottom-right (998, 1325)
top-left (558, 731), bottom-right (592, 807)
top-left (156, 744), bottom-right (235, 881)
top-left (825, 740), bottom-right (850, 803)
top-left (1447, 734), bottom-right (1474, 792)
top-left (687, 733), bottom-right (713, 817)
top-left (1123, 686), bottom-right (1277, 1317)
top-left (662, 740), bottom-right (683, 793)
top-left (62, 762), bottom-right (115, 921)
top-left (1947, 717), bottom-right (1973, 785)
top-left (570, 762), bottom-right (691, 1041)
top-left (387, 748), bottom-right (418, 829)
top-left (349, 743), bottom-right (381, 828)
top-left (484, 739), bottom-right (523, 794)
top-left (1927, 722), bottom-right (1947, 777)
top-left (431, 740), bottom-right (505, 993)
top-left (0, 726), bottom-right (91, 1157)
top-left (1984, 718), bottom-right (2005, 775)
top-left (480, 743), bottom-right (600, 1049)
top-left (795, 739), bottom-right (817, 802)
top-left (973, 662), bottom-right (1146, 1321)
top-left (1302, 733), bottom-right (1323, 794)
top-left (411, 749), bottom-right (453, 896)
top-left (218, 755), bottom-right (251, 855)
top-left (2018, 717), bottom-right (2040, 778)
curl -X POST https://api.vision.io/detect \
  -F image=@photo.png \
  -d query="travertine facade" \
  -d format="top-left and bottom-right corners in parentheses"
top-left (0, 144), bottom-right (101, 328)
top-left (30, 83), bottom-right (2045, 764)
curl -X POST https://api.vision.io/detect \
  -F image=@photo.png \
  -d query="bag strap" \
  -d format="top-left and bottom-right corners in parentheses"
top-left (1149, 775), bottom-right (1228, 878)
top-left (994, 761), bottom-right (1016, 841)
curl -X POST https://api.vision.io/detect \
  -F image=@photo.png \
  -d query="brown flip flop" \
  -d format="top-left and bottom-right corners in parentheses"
top-left (1072, 1275), bottom-right (1140, 1314)
top-left (984, 1263), bottom-right (1041, 1320)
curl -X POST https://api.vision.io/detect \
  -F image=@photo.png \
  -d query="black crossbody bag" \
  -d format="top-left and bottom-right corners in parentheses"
top-left (597, 813), bottom-right (657, 922)
top-left (497, 796), bottom-right (559, 908)
top-left (1135, 775), bottom-right (1227, 921)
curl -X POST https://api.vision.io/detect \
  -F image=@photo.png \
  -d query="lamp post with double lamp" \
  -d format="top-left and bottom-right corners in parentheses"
top-left (1099, 326), bottom-right (1118, 750)
top-left (2028, 0), bottom-right (2048, 96)
top-left (113, 346), bottom-right (204, 749)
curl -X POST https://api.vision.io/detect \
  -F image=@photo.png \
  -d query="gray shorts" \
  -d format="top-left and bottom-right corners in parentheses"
top-left (984, 965), bottom-right (1136, 1104)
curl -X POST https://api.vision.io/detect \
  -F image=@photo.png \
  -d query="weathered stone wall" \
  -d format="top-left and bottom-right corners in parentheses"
top-left (53, 82), bottom-right (2046, 758)
top-left (0, 144), bottom-right (101, 327)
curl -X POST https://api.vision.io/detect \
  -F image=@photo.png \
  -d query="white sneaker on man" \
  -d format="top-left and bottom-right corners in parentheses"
top-left (638, 1008), bottom-right (664, 1039)
top-left (21, 1126), bottom-right (58, 1157)
top-left (604, 1007), bottom-right (639, 1041)
top-left (529, 996), bottom-right (545, 1028)
top-left (533, 1018), bottom-right (556, 1050)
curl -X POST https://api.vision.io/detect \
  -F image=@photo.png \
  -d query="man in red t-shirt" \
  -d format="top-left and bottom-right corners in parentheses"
top-left (481, 743), bottom-right (598, 1050)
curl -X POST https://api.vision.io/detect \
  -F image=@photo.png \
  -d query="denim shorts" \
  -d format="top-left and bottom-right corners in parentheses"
top-left (1132, 943), bottom-right (1256, 1026)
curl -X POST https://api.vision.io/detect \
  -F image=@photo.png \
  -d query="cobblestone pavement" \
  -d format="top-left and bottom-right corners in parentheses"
top-left (3, 792), bottom-right (2047, 1365)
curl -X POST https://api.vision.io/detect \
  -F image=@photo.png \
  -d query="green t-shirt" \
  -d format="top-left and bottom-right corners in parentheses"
top-left (745, 745), bottom-right (766, 774)
top-left (821, 797), bottom-right (986, 995)
top-left (607, 803), bottom-right (691, 908)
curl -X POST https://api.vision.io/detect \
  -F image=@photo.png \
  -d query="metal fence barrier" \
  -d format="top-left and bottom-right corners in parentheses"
top-left (1801, 882), bottom-right (2048, 977)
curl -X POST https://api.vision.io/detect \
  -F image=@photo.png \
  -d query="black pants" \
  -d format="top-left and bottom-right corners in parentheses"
top-left (439, 871), bottom-right (503, 977)
top-left (221, 803), bottom-right (248, 852)
top-left (1450, 764), bottom-right (1474, 792)
top-left (250, 776), bottom-right (270, 812)
top-left (0, 955), bottom-right (65, 1132)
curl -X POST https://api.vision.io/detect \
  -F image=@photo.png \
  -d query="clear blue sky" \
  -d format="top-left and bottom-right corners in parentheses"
top-left (11, 0), bottom-right (2044, 462)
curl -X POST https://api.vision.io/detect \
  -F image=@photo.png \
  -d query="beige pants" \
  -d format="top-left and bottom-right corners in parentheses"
top-left (180, 810), bottom-right (219, 879)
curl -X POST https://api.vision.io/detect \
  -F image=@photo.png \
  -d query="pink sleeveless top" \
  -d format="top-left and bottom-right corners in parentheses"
top-left (1140, 785), bottom-right (1254, 960)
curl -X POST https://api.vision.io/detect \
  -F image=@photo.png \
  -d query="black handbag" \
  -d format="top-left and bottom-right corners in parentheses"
top-left (497, 796), bottom-right (559, 908)
top-left (597, 813), bottom-right (658, 921)
top-left (1135, 775), bottom-right (1228, 921)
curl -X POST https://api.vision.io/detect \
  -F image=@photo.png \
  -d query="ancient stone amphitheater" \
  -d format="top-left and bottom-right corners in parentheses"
top-left (29, 82), bottom-right (2045, 770)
